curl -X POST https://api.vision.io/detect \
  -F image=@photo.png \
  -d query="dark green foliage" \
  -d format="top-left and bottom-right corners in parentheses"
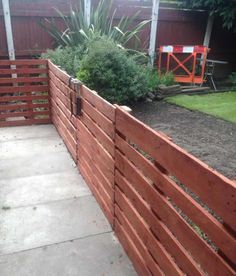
top-left (42, 46), bottom-right (84, 76)
top-left (145, 68), bottom-right (175, 92)
top-left (77, 39), bottom-right (148, 104)
top-left (182, 0), bottom-right (236, 31)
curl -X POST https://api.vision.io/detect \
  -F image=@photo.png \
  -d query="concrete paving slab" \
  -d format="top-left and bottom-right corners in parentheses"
top-left (0, 136), bottom-right (67, 159)
top-left (0, 232), bottom-right (137, 276)
top-left (0, 125), bottom-right (136, 275)
top-left (0, 171), bottom-right (91, 209)
top-left (0, 151), bottom-right (76, 179)
top-left (0, 196), bottom-right (111, 255)
top-left (0, 125), bottom-right (57, 142)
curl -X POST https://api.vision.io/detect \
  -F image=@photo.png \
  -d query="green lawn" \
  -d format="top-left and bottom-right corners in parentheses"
top-left (166, 92), bottom-right (236, 123)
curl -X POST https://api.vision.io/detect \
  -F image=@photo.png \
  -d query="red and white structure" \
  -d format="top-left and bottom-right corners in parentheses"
top-left (158, 45), bottom-right (209, 84)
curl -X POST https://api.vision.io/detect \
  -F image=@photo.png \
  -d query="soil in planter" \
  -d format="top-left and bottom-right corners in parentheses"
top-left (131, 101), bottom-right (236, 179)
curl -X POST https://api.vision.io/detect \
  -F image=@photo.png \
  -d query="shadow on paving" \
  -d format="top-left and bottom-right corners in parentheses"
top-left (0, 125), bottom-right (136, 276)
top-left (132, 101), bottom-right (236, 179)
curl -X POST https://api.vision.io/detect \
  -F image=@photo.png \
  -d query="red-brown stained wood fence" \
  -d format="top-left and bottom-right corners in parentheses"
top-left (0, 59), bottom-right (50, 127)
top-left (48, 60), bottom-right (78, 162)
top-left (47, 61), bottom-right (115, 225)
top-left (77, 86), bottom-right (115, 225)
top-left (1, 59), bottom-right (235, 275)
top-left (114, 106), bottom-right (236, 275)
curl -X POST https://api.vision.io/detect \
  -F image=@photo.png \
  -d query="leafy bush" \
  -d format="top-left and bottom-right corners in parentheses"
top-left (145, 68), bottom-right (175, 92)
top-left (77, 38), bottom-right (148, 104)
top-left (159, 71), bottom-right (175, 86)
top-left (42, 46), bottom-right (84, 76)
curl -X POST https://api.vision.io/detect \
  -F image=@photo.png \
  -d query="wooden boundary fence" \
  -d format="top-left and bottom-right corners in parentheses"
top-left (0, 59), bottom-right (235, 275)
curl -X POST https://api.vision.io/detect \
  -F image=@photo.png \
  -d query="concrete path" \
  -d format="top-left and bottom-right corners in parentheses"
top-left (0, 125), bottom-right (136, 276)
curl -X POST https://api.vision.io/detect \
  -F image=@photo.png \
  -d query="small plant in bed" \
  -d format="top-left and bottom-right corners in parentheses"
top-left (145, 69), bottom-right (175, 92)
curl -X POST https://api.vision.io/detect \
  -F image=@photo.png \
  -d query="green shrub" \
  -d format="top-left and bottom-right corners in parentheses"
top-left (145, 68), bottom-right (175, 92)
top-left (42, 46), bottom-right (84, 76)
top-left (77, 38), bottom-right (148, 104)
top-left (159, 71), bottom-right (175, 86)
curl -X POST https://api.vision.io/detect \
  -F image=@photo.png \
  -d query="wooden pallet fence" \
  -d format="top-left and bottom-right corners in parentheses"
top-left (77, 85), bottom-right (116, 226)
top-left (0, 59), bottom-right (50, 127)
top-left (114, 106), bottom-right (236, 276)
top-left (48, 61), bottom-right (79, 162)
top-left (48, 62), bottom-right (236, 275)
top-left (4, 60), bottom-right (234, 275)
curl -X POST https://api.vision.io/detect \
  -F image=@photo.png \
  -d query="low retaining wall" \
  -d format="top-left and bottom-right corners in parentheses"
top-left (1, 59), bottom-right (235, 275)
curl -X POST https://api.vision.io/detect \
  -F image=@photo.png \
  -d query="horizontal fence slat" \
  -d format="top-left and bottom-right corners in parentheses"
top-left (50, 90), bottom-right (77, 128)
top-left (51, 98), bottom-right (76, 141)
top-left (78, 141), bottom-right (114, 186)
top-left (115, 149), bottom-right (234, 275)
top-left (48, 60), bottom-right (70, 85)
top-left (51, 112), bottom-right (77, 161)
top-left (81, 111), bottom-right (114, 157)
top-left (49, 71), bottom-right (73, 97)
top-left (0, 95), bottom-right (49, 102)
top-left (79, 152), bottom-right (113, 211)
top-left (0, 59), bottom-right (48, 66)
top-left (0, 103), bottom-right (49, 111)
top-left (115, 134), bottom-right (236, 264)
top-left (115, 186), bottom-right (184, 275)
top-left (50, 82), bottom-right (71, 110)
top-left (82, 98), bottom-right (114, 139)
top-left (115, 218), bottom-right (152, 276)
top-left (79, 153), bottom-right (113, 225)
top-left (115, 204), bottom-right (163, 276)
top-left (81, 86), bottom-right (115, 121)
top-left (77, 120), bottom-right (114, 180)
top-left (115, 107), bottom-right (236, 231)
top-left (0, 85), bottom-right (48, 94)
top-left (0, 77), bottom-right (48, 84)
top-left (115, 170), bottom-right (204, 276)
top-left (0, 68), bottom-right (47, 75)
top-left (79, 143), bottom-right (114, 199)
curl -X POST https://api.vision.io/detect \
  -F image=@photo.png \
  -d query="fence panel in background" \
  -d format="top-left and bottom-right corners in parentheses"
top-left (77, 85), bottom-right (116, 226)
top-left (114, 106), bottom-right (236, 275)
top-left (48, 61), bottom-right (78, 161)
top-left (0, 59), bottom-right (50, 127)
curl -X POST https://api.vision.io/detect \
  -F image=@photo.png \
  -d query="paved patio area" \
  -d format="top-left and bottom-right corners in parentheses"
top-left (0, 125), bottom-right (136, 276)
